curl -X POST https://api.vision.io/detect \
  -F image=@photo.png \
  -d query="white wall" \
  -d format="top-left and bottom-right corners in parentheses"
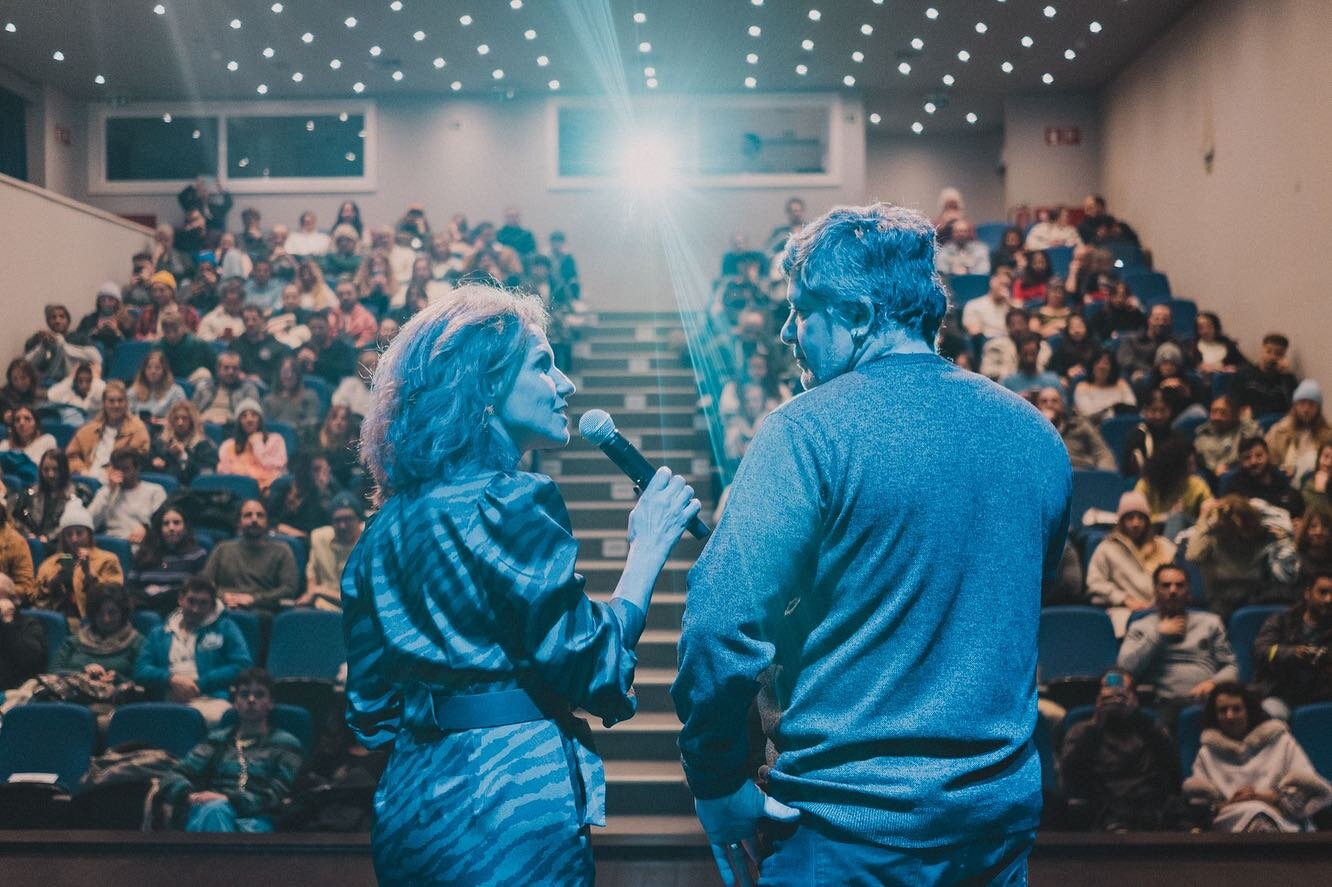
top-left (0, 173), bottom-right (152, 362)
top-left (1101, 0), bottom-right (1332, 388)
top-left (865, 130), bottom-right (1006, 224)
top-left (71, 95), bottom-right (869, 311)
top-left (1002, 93), bottom-right (1101, 210)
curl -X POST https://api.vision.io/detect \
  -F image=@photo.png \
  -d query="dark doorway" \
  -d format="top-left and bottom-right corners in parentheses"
top-left (0, 86), bottom-right (29, 181)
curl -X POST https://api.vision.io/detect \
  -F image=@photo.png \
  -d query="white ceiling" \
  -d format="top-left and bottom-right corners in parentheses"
top-left (0, 0), bottom-right (1199, 133)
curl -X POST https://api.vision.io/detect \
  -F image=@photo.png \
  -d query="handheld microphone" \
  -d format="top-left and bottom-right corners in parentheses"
top-left (578, 409), bottom-right (711, 539)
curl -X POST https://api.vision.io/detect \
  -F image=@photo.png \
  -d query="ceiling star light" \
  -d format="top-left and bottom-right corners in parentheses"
top-left (1042, 72), bottom-right (1054, 84)
top-left (414, 31), bottom-right (426, 41)
top-left (390, 1), bottom-right (403, 10)
top-left (749, 26), bottom-right (761, 37)
top-left (459, 15), bottom-right (472, 25)
top-left (942, 73), bottom-right (955, 85)
top-left (1021, 35), bottom-right (1034, 48)
top-left (3, 22), bottom-right (14, 32)
top-left (809, 10), bottom-right (821, 22)
top-left (747, 53), bottom-right (759, 63)
top-left (305, 120), bottom-right (314, 131)
top-left (338, 112), bottom-right (348, 122)
top-left (911, 37), bottom-right (924, 50)
top-left (1065, 48), bottom-right (1077, 60)
top-left (153, 4), bottom-right (165, 15)
top-left (1044, 5), bottom-right (1057, 17)
top-left (346, 152), bottom-right (356, 161)
top-left (492, 68), bottom-right (504, 79)
top-left (353, 81), bottom-right (365, 93)
top-left (843, 74), bottom-right (855, 86)
top-left (230, 18), bottom-right (242, 29)
top-left (301, 32), bottom-right (313, 43)
top-left (94, 74), bottom-right (106, 84)
top-left (163, 113), bottom-right (172, 123)
top-left (638, 41), bottom-right (651, 52)
top-left (256, 84), bottom-right (268, 94)
top-left (525, 29), bottom-right (537, 39)
top-left (537, 55), bottom-right (549, 66)
top-left (450, 81), bottom-right (462, 90)
top-left (511, 0), bottom-right (523, 8)
top-left (433, 57), bottom-right (445, 68)
top-left (957, 50), bottom-right (970, 62)
top-left (795, 64), bottom-right (808, 75)
top-left (745, 76), bottom-right (757, 88)
top-left (861, 24), bottom-right (873, 36)
top-left (370, 45), bottom-right (382, 56)
top-left (644, 66), bottom-right (656, 76)
top-left (1090, 21), bottom-right (1103, 34)
top-left (924, 101), bottom-right (936, 114)
top-left (330, 58), bottom-right (342, 69)
top-left (646, 77), bottom-right (658, 88)
top-left (392, 70), bottom-right (404, 81)
top-left (477, 44), bottom-right (489, 54)
top-left (191, 129), bottom-right (200, 139)
top-left (271, 3), bottom-right (283, 12)
top-left (52, 50), bottom-right (64, 61)
top-left (227, 60), bottom-right (239, 71)
top-left (975, 22), bottom-right (988, 34)
top-left (898, 61), bottom-right (911, 74)
top-left (291, 71), bottom-right (303, 82)
top-left (925, 8), bottom-right (938, 20)
top-left (869, 113), bottom-right (881, 124)
top-left (801, 39), bottom-right (814, 50)
top-left (345, 16), bottom-right (357, 28)
top-left (548, 79), bottom-right (560, 90)
top-left (1001, 61), bottom-right (1013, 73)
top-left (966, 112), bottom-right (978, 124)
top-left (263, 47), bottom-right (275, 57)
top-left (912, 121), bottom-right (924, 134)
top-left (633, 12), bottom-right (646, 23)
top-left (852, 50), bottom-right (864, 62)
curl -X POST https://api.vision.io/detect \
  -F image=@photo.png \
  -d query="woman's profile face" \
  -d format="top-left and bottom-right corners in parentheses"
top-left (495, 329), bottom-right (576, 453)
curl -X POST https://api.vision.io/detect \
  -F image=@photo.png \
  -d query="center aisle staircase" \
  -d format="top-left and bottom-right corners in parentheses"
top-left (548, 311), bottom-right (715, 839)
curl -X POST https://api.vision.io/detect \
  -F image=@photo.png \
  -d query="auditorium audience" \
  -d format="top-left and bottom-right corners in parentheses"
top-left (1186, 311), bottom-right (1248, 379)
top-left (23, 303), bottom-right (103, 382)
top-left (1025, 206), bottom-right (1083, 251)
top-left (161, 667), bottom-right (303, 832)
top-left (1074, 352), bottom-right (1137, 425)
top-left (197, 278), bottom-right (249, 343)
top-left (127, 350), bottom-right (187, 423)
top-left (47, 361), bottom-right (105, 423)
top-left (217, 401), bottom-right (288, 494)
top-left (980, 308), bottom-right (1052, 381)
top-left (0, 358), bottom-right (44, 425)
top-left (268, 453), bottom-right (337, 539)
top-left (32, 500), bottom-right (124, 623)
top-left (201, 499), bottom-right (298, 616)
top-left (134, 576), bottom-right (252, 726)
top-left (87, 448), bottom-right (167, 545)
top-left (1303, 447), bottom-right (1332, 514)
top-left (1048, 314), bottom-right (1099, 385)
top-left (1032, 277), bottom-right (1073, 336)
top-left (1185, 681), bottom-right (1332, 833)
top-left (66, 380), bottom-right (151, 480)
top-left (148, 400), bottom-right (218, 485)
top-left (1123, 390), bottom-right (1181, 477)
top-left (1002, 335), bottom-right (1064, 397)
top-left (1087, 492), bottom-right (1177, 634)
top-left (127, 506), bottom-right (210, 617)
top-left (244, 257), bottom-right (284, 312)
top-left (0, 573), bottom-right (45, 692)
top-left (1296, 508), bottom-right (1332, 582)
top-left (935, 219), bottom-right (991, 276)
top-left (158, 307), bottom-right (218, 383)
top-left (1088, 279), bottom-right (1146, 343)
top-left (232, 305), bottom-right (289, 385)
top-left (1231, 334), bottom-right (1298, 420)
top-left (0, 406), bottom-right (57, 466)
top-left (331, 278), bottom-right (378, 349)
top-left (1219, 437), bottom-right (1306, 519)
top-left (1117, 305), bottom-right (1183, 386)
top-left (192, 351), bottom-right (260, 426)
top-left (1134, 437), bottom-right (1213, 531)
top-left (136, 271), bottom-right (200, 340)
top-left (296, 259), bottom-right (336, 312)
top-left (1265, 381), bottom-right (1331, 482)
top-left (297, 492), bottom-right (363, 611)
top-left (1185, 495), bottom-right (1299, 621)
top-left (1253, 570), bottom-right (1332, 722)
top-left (51, 582), bottom-right (144, 682)
top-left (262, 355), bottom-right (323, 433)
top-left (960, 267), bottom-right (1014, 340)
top-left (286, 211), bottom-right (332, 259)
top-left (0, 502), bottom-right (35, 601)
top-left (1194, 396), bottom-right (1260, 479)
top-left (298, 311), bottom-right (358, 387)
top-left (331, 349), bottom-right (377, 420)
top-left (1117, 564), bottom-right (1237, 727)
top-left (8, 450), bottom-right (88, 543)
top-left (1036, 388), bottom-right (1116, 472)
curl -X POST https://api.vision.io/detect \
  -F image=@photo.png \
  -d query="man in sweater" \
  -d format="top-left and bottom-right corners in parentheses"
top-left (87, 449), bottom-right (167, 545)
top-left (1117, 564), bottom-right (1239, 728)
top-left (1036, 387), bottom-right (1117, 471)
top-left (673, 203), bottom-right (1071, 884)
top-left (1086, 492), bottom-right (1178, 636)
top-left (201, 499), bottom-right (298, 616)
top-left (1193, 395), bottom-right (1260, 479)
top-left (192, 351), bottom-right (260, 426)
top-left (1219, 436), bottom-right (1305, 519)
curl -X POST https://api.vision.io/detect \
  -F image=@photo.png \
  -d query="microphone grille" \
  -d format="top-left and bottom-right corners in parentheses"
top-left (578, 409), bottom-right (616, 444)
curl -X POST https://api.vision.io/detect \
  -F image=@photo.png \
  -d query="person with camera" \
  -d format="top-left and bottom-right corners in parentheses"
top-left (32, 500), bottom-right (123, 625)
top-left (1253, 570), bottom-right (1332, 720)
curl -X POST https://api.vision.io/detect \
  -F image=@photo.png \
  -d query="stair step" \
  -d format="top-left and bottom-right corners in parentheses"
top-left (599, 814), bottom-right (705, 841)
top-left (575, 529), bottom-right (708, 561)
top-left (577, 355), bottom-right (690, 371)
top-left (575, 369), bottom-right (699, 389)
top-left (575, 390), bottom-right (699, 410)
top-left (547, 451), bottom-right (717, 479)
top-left (555, 476), bottom-right (707, 503)
top-left (588, 590), bottom-right (688, 631)
top-left (636, 629), bottom-right (682, 670)
top-left (628, 667), bottom-right (678, 713)
top-left (573, 407), bottom-right (702, 430)
top-left (591, 712), bottom-right (683, 759)
top-left (576, 340), bottom-right (686, 357)
top-left (605, 760), bottom-right (694, 816)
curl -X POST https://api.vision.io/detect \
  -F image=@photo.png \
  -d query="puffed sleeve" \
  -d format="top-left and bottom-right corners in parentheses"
top-left (469, 472), bottom-right (642, 726)
top-left (342, 529), bottom-right (403, 749)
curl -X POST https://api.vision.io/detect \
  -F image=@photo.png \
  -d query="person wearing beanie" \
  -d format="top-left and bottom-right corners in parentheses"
top-left (1144, 340), bottom-right (1209, 424)
top-left (1266, 379), bottom-right (1332, 481)
top-left (217, 396), bottom-right (287, 494)
top-left (32, 498), bottom-right (125, 624)
top-left (137, 269), bottom-right (201, 340)
top-left (298, 491), bottom-right (365, 611)
top-left (322, 224), bottom-right (365, 278)
top-left (1087, 490), bottom-right (1179, 636)
top-left (1117, 303), bottom-right (1187, 386)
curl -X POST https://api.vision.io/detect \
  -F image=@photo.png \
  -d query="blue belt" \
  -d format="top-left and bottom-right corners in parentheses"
top-left (423, 687), bottom-right (550, 731)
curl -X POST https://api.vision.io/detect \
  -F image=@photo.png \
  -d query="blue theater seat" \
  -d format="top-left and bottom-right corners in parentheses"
top-left (266, 609), bottom-right (345, 681)
top-left (1070, 469), bottom-right (1131, 526)
top-left (0, 702), bottom-right (96, 790)
top-left (948, 273), bottom-right (991, 305)
top-left (1291, 703), bottom-right (1332, 781)
top-left (106, 703), bottom-right (207, 758)
top-left (1039, 606), bottom-right (1119, 683)
top-left (26, 608), bottom-right (68, 671)
top-left (1228, 605), bottom-right (1284, 683)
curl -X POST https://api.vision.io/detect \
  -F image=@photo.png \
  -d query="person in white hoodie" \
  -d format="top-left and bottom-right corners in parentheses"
top-left (1185, 681), bottom-right (1332, 832)
top-left (1086, 491), bottom-right (1178, 636)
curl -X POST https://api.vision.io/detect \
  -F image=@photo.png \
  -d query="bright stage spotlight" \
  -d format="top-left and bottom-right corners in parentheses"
top-left (615, 129), bottom-right (682, 194)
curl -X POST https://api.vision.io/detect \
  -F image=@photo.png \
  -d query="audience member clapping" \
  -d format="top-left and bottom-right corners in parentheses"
top-left (1184, 681), bottom-right (1332, 832)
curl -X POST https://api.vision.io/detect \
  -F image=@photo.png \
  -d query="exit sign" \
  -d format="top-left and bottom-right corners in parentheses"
top-left (1044, 126), bottom-right (1082, 146)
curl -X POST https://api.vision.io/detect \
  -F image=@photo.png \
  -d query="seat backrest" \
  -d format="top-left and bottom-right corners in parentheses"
top-left (130, 609), bottom-right (163, 638)
top-left (108, 342), bottom-right (157, 382)
top-left (1256, 412), bottom-right (1285, 433)
top-left (223, 610), bottom-right (262, 664)
top-left (975, 222), bottom-right (1009, 252)
top-left (0, 702), bottom-right (96, 789)
top-left (1038, 606), bottom-right (1119, 682)
top-left (26, 608), bottom-right (68, 671)
top-left (1045, 246), bottom-right (1074, 277)
top-left (273, 534), bottom-right (308, 594)
top-left (1169, 299), bottom-right (1198, 340)
top-left (192, 473), bottom-right (261, 503)
top-left (949, 273), bottom-right (991, 304)
top-left (266, 609), bottom-right (346, 680)
top-left (1109, 244), bottom-right (1144, 269)
top-left (48, 423), bottom-right (80, 449)
top-left (139, 472), bottom-right (180, 494)
top-left (265, 422), bottom-right (300, 460)
top-left (106, 703), bottom-right (207, 758)
top-left (218, 703), bottom-right (313, 754)
top-left (1291, 703), bottom-right (1332, 781)
top-left (1069, 469), bottom-right (1130, 526)
top-left (1123, 271), bottom-right (1172, 306)
top-left (1227, 605), bottom-right (1285, 683)
top-left (1097, 414), bottom-right (1140, 474)
top-left (1177, 704), bottom-right (1204, 776)
top-left (302, 377), bottom-right (332, 413)
top-left (95, 534), bottom-right (134, 576)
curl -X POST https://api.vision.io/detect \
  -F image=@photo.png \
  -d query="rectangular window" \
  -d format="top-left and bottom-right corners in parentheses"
top-left (88, 102), bottom-right (376, 195)
top-left (225, 113), bottom-right (366, 179)
top-left (105, 116), bottom-right (219, 182)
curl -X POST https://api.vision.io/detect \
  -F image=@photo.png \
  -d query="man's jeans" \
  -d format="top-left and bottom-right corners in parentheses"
top-left (759, 825), bottom-right (1036, 886)
top-left (186, 798), bottom-right (274, 833)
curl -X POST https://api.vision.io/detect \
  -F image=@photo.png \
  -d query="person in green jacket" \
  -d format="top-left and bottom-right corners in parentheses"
top-left (51, 582), bottom-right (144, 681)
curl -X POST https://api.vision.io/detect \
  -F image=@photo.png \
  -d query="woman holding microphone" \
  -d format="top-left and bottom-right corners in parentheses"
top-left (343, 284), bottom-right (700, 885)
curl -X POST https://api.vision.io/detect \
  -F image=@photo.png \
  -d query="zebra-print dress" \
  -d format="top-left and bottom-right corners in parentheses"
top-left (342, 470), bottom-right (645, 886)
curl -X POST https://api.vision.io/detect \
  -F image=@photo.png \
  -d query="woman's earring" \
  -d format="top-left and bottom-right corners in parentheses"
top-left (481, 403), bottom-right (495, 429)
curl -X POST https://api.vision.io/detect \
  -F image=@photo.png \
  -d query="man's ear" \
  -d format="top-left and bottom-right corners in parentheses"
top-left (836, 296), bottom-right (876, 342)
